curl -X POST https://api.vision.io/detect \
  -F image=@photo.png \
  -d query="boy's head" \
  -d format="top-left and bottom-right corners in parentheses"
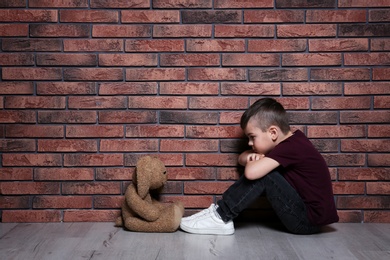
top-left (240, 98), bottom-right (290, 134)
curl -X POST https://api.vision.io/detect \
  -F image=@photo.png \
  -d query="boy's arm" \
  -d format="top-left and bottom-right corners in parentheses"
top-left (238, 150), bottom-right (280, 180)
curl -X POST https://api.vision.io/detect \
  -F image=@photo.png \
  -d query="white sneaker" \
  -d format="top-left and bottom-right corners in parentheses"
top-left (180, 204), bottom-right (235, 235)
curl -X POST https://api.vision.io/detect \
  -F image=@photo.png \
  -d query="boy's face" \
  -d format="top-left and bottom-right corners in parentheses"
top-left (244, 119), bottom-right (276, 155)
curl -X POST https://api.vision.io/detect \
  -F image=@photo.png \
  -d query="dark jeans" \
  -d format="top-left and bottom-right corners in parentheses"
top-left (216, 170), bottom-right (320, 235)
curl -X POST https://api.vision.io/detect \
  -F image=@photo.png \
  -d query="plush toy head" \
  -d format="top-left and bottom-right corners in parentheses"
top-left (133, 156), bottom-right (167, 199)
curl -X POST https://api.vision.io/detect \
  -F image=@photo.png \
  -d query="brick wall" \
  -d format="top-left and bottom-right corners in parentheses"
top-left (0, 0), bottom-right (389, 223)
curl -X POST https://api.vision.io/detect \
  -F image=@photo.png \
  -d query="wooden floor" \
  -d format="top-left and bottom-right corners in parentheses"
top-left (0, 222), bottom-right (389, 260)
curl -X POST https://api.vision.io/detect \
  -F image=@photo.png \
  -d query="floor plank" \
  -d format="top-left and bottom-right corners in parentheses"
top-left (0, 222), bottom-right (389, 260)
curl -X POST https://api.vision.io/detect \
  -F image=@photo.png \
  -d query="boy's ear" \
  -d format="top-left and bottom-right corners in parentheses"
top-left (268, 126), bottom-right (278, 141)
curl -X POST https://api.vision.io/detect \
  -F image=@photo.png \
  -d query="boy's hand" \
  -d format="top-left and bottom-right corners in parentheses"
top-left (247, 153), bottom-right (265, 162)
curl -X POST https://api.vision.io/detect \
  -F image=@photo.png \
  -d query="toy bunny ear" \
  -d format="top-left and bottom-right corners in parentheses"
top-left (135, 156), bottom-right (152, 199)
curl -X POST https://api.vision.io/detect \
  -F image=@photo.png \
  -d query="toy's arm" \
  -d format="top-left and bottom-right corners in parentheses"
top-left (125, 186), bottom-right (161, 222)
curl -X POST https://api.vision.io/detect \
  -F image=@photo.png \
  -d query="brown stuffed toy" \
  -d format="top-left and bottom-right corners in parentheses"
top-left (115, 156), bottom-right (184, 232)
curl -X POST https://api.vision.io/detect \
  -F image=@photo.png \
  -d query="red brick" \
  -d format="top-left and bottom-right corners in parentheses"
top-left (0, 182), bottom-right (60, 195)
top-left (0, 24), bottom-right (28, 36)
top-left (91, 0), bottom-right (150, 8)
top-left (245, 10), bottom-right (304, 23)
top-left (128, 96), bottom-right (187, 109)
top-left (60, 10), bottom-right (118, 23)
top-left (0, 0), bottom-right (25, 7)
top-left (29, 0), bottom-right (88, 7)
top-left (0, 82), bottom-right (33, 95)
top-left (160, 111), bottom-right (218, 124)
top-left (182, 10), bottom-right (241, 23)
top-left (332, 182), bottom-right (365, 195)
top-left (307, 125), bottom-right (365, 138)
top-left (184, 181), bottom-right (233, 194)
top-left (0, 9), bottom-right (57, 22)
top-left (96, 168), bottom-right (133, 180)
top-left (215, 0), bottom-right (273, 8)
top-left (289, 111), bottom-right (338, 125)
top-left (0, 196), bottom-right (29, 208)
top-left (92, 25), bottom-right (151, 37)
top-left (339, 168), bottom-right (390, 181)
top-left (30, 24), bottom-right (89, 37)
top-left (167, 167), bottom-right (215, 180)
top-left (64, 39), bottom-right (123, 52)
top-left (309, 38), bottom-right (368, 52)
top-left (99, 111), bottom-right (157, 124)
top-left (2, 154), bottom-right (62, 167)
top-left (186, 39), bottom-right (245, 52)
top-left (344, 82), bottom-right (390, 95)
top-left (368, 125), bottom-right (390, 137)
top-left (276, 0), bottom-right (335, 8)
top-left (186, 153), bottom-right (238, 166)
top-left (187, 126), bottom-right (243, 138)
top-left (66, 125), bottom-right (123, 138)
top-left (68, 96), bottom-right (126, 109)
top-left (126, 125), bottom-right (184, 138)
top-left (153, 0), bottom-right (212, 8)
top-left (367, 182), bottom-right (390, 195)
top-left (339, 0), bottom-right (390, 7)
top-left (223, 54), bottom-right (279, 66)
top-left (311, 68), bottom-right (370, 81)
top-left (63, 210), bottom-right (119, 222)
top-left (124, 154), bottom-right (183, 167)
top-left (35, 168), bottom-right (95, 181)
top-left (160, 54), bottom-right (219, 66)
top-left (310, 139), bottom-right (339, 153)
top-left (306, 10), bottom-right (366, 23)
top-left (2, 68), bottom-right (62, 80)
top-left (322, 154), bottom-right (365, 167)
top-left (160, 82), bottom-right (219, 95)
top-left (62, 182), bottom-right (120, 195)
top-left (277, 24), bottom-right (336, 37)
top-left (216, 168), bottom-right (240, 180)
top-left (248, 39), bottom-right (306, 52)
top-left (376, 96), bottom-right (390, 108)
top-left (272, 97), bottom-right (310, 110)
top-left (249, 69), bottom-right (308, 82)
top-left (37, 82), bottom-right (95, 95)
top-left (38, 111), bottom-right (96, 124)
top-left (371, 39), bottom-right (390, 51)
top-left (6, 125), bottom-right (63, 138)
top-left (369, 9), bottom-right (390, 22)
top-left (221, 83), bottom-right (280, 96)
top-left (64, 154), bottom-right (123, 167)
top-left (163, 195), bottom-right (213, 209)
top-left (64, 68), bottom-right (123, 81)
top-left (283, 82), bottom-right (342, 95)
top-left (99, 82), bottom-right (156, 95)
top-left (342, 139), bottom-right (390, 152)
top-left (126, 68), bottom-right (185, 81)
top-left (160, 140), bottom-right (218, 152)
top-left (100, 139), bottom-right (158, 152)
top-left (337, 196), bottom-right (389, 209)
top-left (33, 196), bottom-right (92, 209)
top-left (0, 168), bottom-right (33, 181)
top-left (0, 53), bottom-right (34, 65)
top-left (99, 54), bottom-right (157, 66)
top-left (5, 96), bottom-right (65, 109)
top-left (283, 53), bottom-right (341, 66)
top-left (337, 210), bottom-right (362, 223)
top-left (36, 54), bottom-right (97, 66)
top-left (188, 68), bottom-right (246, 81)
top-left (341, 111), bottom-right (390, 123)
top-left (0, 139), bottom-right (35, 152)
top-left (364, 211), bottom-right (390, 223)
top-left (154, 25), bottom-right (212, 37)
top-left (125, 39), bottom-right (184, 52)
top-left (368, 154), bottom-right (390, 167)
top-left (2, 210), bottom-right (61, 223)
top-left (189, 97), bottom-right (248, 110)
top-left (214, 25), bottom-right (274, 37)
top-left (373, 68), bottom-right (390, 80)
top-left (38, 140), bottom-right (97, 152)
top-left (339, 24), bottom-right (390, 37)
top-left (94, 196), bottom-right (123, 208)
top-left (0, 111), bottom-right (35, 123)
top-left (345, 53), bottom-right (390, 66)
top-left (312, 97), bottom-right (371, 110)
top-left (122, 10), bottom-right (179, 23)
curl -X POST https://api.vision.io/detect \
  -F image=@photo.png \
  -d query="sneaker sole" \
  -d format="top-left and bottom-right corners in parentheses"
top-left (180, 223), bottom-right (235, 235)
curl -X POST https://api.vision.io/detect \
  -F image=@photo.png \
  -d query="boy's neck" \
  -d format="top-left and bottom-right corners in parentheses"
top-left (275, 130), bottom-right (293, 145)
